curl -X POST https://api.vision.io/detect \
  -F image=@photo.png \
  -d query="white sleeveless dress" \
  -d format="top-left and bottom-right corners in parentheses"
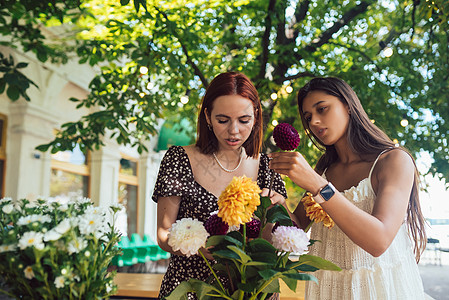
top-left (306, 152), bottom-right (425, 300)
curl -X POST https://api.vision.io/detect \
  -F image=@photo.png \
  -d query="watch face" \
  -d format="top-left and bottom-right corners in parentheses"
top-left (320, 184), bottom-right (335, 201)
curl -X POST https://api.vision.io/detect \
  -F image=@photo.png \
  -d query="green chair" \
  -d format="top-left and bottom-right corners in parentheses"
top-left (118, 235), bottom-right (131, 248)
top-left (157, 247), bottom-right (171, 260)
top-left (143, 234), bottom-right (156, 246)
top-left (130, 233), bottom-right (144, 247)
top-left (117, 247), bottom-right (138, 267)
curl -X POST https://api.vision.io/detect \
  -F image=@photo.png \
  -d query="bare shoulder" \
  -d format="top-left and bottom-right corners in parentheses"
top-left (374, 148), bottom-right (415, 180)
top-left (182, 144), bottom-right (200, 157)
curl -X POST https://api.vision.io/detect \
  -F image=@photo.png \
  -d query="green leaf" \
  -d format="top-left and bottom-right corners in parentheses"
top-left (206, 235), bottom-right (226, 248)
top-left (120, 0), bottom-right (130, 5)
top-left (260, 196), bottom-right (271, 209)
top-left (248, 238), bottom-right (277, 253)
top-left (227, 245), bottom-right (251, 264)
top-left (15, 62), bottom-right (28, 69)
top-left (223, 235), bottom-right (243, 247)
top-left (294, 254), bottom-right (341, 271)
top-left (190, 279), bottom-right (225, 299)
top-left (165, 281), bottom-right (193, 299)
top-left (280, 274), bottom-right (297, 292)
top-left (213, 249), bottom-right (240, 260)
top-left (0, 78), bottom-right (5, 93)
top-left (266, 205), bottom-right (292, 225)
top-left (260, 278), bottom-right (280, 294)
top-left (6, 84), bottom-right (20, 101)
top-left (284, 272), bottom-right (318, 284)
top-left (258, 269), bottom-right (281, 280)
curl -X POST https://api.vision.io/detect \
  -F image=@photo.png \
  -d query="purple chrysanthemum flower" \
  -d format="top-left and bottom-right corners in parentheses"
top-left (272, 220), bottom-right (300, 233)
top-left (204, 213), bottom-right (229, 236)
top-left (240, 218), bottom-right (261, 238)
top-left (272, 123), bottom-right (300, 151)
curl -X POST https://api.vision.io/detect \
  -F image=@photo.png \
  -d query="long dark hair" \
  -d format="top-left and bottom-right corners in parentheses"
top-left (196, 72), bottom-right (263, 158)
top-left (297, 77), bottom-right (426, 261)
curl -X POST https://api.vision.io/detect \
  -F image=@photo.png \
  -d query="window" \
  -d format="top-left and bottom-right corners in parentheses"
top-left (118, 154), bottom-right (138, 237)
top-left (0, 114), bottom-right (6, 198)
top-left (50, 144), bottom-right (89, 202)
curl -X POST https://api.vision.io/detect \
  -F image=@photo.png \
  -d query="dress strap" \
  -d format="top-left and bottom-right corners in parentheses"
top-left (368, 148), bottom-right (394, 180)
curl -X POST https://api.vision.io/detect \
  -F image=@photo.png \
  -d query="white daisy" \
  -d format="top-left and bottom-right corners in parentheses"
top-left (67, 236), bottom-right (87, 254)
top-left (54, 276), bottom-right (65, 288)
top-left (24, 266), bottom-right (35, 280)
top-left (2, 204), bottom-right (14, 214)
top-left (18, 231), bottom-right (45, 250)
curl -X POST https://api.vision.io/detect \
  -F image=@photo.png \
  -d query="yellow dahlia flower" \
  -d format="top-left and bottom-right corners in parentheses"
top-left (301, 192), bottom-right (334, 229)
top-left (217, 176), bottom-right (261, 227)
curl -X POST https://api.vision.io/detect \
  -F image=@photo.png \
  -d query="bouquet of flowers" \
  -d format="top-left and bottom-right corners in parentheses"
top-left (166, 176), bottom-right (340, 300)
top-left (0, 197), bottom-right (122, 299)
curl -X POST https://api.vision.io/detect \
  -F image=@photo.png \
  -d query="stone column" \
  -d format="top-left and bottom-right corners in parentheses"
top-left (5, 101), bottom-right (56, 200)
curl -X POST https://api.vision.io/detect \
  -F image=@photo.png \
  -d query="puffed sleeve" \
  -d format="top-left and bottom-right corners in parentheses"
top-left (258, 153), bottom-right (288, 199)
top-left (152, 146), bottom-right (194, 203)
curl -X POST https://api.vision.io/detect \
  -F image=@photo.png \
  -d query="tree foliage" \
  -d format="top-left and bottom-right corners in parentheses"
top-left (1, 0), bottom-right (449, 181)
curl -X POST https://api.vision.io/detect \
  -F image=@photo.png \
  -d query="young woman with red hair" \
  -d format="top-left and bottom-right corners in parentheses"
top-left (153, 72), bottom-right (286, 299)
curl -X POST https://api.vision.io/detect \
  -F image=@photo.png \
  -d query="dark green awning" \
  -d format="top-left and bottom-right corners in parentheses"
top-left (155, 118), bottom-right (193, 151)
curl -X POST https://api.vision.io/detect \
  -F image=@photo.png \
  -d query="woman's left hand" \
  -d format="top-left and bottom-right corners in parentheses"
top-left (268, 151), bottom-right (325, 194)
top-left (261, 188), bottom-right (285, 206)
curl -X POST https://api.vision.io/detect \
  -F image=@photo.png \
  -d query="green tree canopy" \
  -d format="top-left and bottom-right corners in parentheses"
top-left (1, 0), bottom-right (449, 181)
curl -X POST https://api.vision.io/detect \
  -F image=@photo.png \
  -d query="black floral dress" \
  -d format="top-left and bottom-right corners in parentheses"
top-left (152, 146), bottom-right (287, 299)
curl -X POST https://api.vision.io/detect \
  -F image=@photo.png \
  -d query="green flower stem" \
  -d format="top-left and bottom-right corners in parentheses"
top-left (250, 276), bottom-right (279, 300)
top-left (198, 249), bottom-right (227, 295)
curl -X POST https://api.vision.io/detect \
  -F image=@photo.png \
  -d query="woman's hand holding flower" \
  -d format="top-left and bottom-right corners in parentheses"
top-left (268, 151), bottom-right (326, 195)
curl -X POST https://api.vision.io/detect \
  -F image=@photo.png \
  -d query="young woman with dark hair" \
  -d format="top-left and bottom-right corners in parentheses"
top-left (152, 72), bottom-right (287, 299)
top-left (269, 77), bottom-right (426, 299)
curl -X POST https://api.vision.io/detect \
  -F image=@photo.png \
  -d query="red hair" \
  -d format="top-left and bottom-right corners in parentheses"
top-left (195, 72), bottom-right (263, 158)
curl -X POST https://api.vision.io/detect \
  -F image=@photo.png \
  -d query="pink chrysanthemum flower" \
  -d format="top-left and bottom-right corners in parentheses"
top-left (205, 213), bottom-right (229, 236)
top-left (271, 225), bottom-right (309, 254)
top-left (273, 123), bottom-right (300, 151)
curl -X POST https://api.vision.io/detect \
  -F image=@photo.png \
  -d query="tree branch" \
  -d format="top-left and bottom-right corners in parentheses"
top-left (288, 0), bottom-right (310, 43)
top-left (155, 8), bottom-right (209, 87)
top-left (304, 1), bottom-right (373, 53)
top-left (257, 0), bottom-right (277, 80)
top-left (282, 71), bottom-right (316, 82)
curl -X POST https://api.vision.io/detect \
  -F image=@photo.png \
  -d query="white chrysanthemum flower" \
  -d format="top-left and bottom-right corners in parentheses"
top-left (0, 197), bottom-right (12, 204)
top-left (25, 201), bottom-right (38, 209)
top-left (106, 283), bottom-right (112, 293)
top-left (168, 218), bottom-right (209, 257)
top-left (18, 231), bottom-right (45, 250)
top-left (54, 276), bottom-right (65, 288)
top-left (43, 229), bottom-right (62, 242)
top-left (67, 236), bottom-right (87, 254)
top-left (78, 213), bottom-right (104, 236)
top-left (271, 226), bottom-right (309, 254)
top-left (85, 205), bottom-right (107, 216)
top-left (2, 204), bottom-right (14, 214)
top-left (17, 214), bottom-right (51, 226)
top-left (0, 244), bottom-right (17, 253)
top-left (59, 203), bottom-right (69, 212)
top-left (24, 266), bottom-right (35, 280)
top-left (76, 197), bottom-right (92, 205)
top-left (54, 219), bottom-right (71, 234)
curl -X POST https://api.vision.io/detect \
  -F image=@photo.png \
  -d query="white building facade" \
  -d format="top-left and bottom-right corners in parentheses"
top-left (0, 45), bottom-right (165, 242)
